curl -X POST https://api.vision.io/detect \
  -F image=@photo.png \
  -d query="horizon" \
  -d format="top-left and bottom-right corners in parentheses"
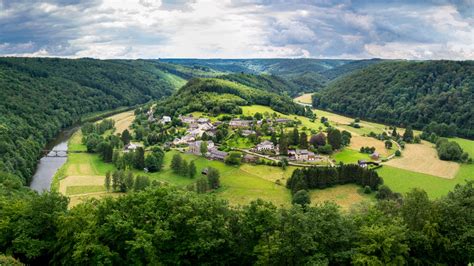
top-left (1, 0), bottom-right (473, 60)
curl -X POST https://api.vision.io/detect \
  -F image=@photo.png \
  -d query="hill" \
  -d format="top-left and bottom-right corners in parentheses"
top-left (312, 60), bottom-right (474, 138)
top-left (154, 77), bottom-right (311, 117)
top-left (161, 58), bottom-right (383, 94)
top-left (0, 57), bottom-right (190, 184)
top-left (219, 73), bottom-right (303, 97)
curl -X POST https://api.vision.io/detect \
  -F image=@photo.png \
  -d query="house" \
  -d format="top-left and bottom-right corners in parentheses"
top-left (197, 117), bottom-right (210, 124)
top-left (179, 115), bottom-right (196, 124)
top-left (188, 140), bottom-right (215, 155)
top-left (124, 143), bottom-right (142, 152)
top-left (255, 140), bottom-right (275, 152)
top-left (173, 135), bottom-right (196, 145)
top-left (208, 148), bottom-right (228, 161)
top-left (161, 116), bottom-right (172, 124)
top-left (370, 152), bottom-right (380, 160)
top-left (289, 149), bottom-right (316, 161)
top-left (200, 122), bottom-right (214, 131)
top-left (274, 118), bottom-right (293, 124)
top-left (358, 160), bottom-right (368, 168)
top-left (241, 130), bottom-right (256, 136)
top-left (229, 119), bottom-right (252, 128)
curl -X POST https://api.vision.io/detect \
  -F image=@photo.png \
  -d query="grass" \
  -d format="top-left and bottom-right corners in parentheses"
top-left (309, 184), bottom-right (375, 211)
top-left (294, 93), bottom-right (312, 104)
top-left (332, 148), bottom-right (370, 164)
top-left (66, 185), bottom-right (105, 196)
top-left (452, 137), bottom-right (474, 157)
top-left (226, 136), bottom-right (255, 149)
top-left (377, 164), bottom-right (474, 199)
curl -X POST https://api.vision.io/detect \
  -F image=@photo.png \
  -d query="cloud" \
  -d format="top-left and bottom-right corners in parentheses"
top-left (0, 0), bottom-right (472, 59)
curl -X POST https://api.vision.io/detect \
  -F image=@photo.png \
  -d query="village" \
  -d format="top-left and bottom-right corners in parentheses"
top-left (146, 112), bottom-right (330, 166)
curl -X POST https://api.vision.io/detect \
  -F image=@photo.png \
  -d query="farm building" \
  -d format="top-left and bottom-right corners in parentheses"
top-left (208, 148), bottom-right (228, 161)
top-left (229, 119), bottom-right (252, 128)
top-left (188, 140), bottom-right (215, 155)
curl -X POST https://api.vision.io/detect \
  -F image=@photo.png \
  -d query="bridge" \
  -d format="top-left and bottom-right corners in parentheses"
top-left (42, 150), bottom-right (86, 157)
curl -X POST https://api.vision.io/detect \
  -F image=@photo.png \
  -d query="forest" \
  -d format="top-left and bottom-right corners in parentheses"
top-left (0, 57), bottom-right (185, 184)
top-left (0, 171), bottom-right (472, 265)
top-left (154, 77), bottom-right (313, 117)
top-left (312, 61), bottom-right (474, 138)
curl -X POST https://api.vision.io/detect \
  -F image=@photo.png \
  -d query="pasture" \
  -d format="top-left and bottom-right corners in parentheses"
top-left (385, 141), bottom-right (460, 179)
top-left (107, 110), bottom-right (135, 133)
top-left (309, 184), bottom-right (374, 211)
top-left (294, 93), bottom-right (312, 104)
top-left (349, 135), bottom-right (395, 157)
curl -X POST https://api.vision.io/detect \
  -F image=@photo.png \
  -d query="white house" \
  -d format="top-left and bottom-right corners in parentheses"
top-left (161, 116), bottom-right (172, 124)
top-left (255, 140), bottom-right (275, 152)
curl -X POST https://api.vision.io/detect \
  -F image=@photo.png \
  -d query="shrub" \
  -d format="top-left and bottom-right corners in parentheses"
top-left (292, 190), bottom-right (311, 206)
top-left (395, 150), bottom-right (401, 157)
top-left (363, 186), bottom-right (372, 194)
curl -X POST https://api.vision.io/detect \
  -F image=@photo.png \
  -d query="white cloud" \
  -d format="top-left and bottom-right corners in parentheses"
top-left (0, 0), bottom-right (473, 59)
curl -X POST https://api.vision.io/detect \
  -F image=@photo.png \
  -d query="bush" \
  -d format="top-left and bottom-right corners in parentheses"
top-left (395, 150), bottom-right (401, 157)
top-left (292, 190), bottom-right (311, 205)
top-left (363, 186), bottom-right (372, 194)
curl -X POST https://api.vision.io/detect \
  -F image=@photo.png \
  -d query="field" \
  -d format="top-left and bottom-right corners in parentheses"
top-left (385, 141), bottom-right (460, 179)
top-left (332, 148), bottom-right (370, 164)
top-left (309, 184), bottom-right (374, 211)
top-left (294, 93), bottom-right (312, 104)
top-left (349, 135), bottom-right (395, 157)
top-left (107, 110), bottom-right (135, 133)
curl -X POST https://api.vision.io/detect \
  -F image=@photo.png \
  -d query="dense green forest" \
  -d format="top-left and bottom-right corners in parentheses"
top-left (0, 57), bottom-right (188, 184)
top-left (313, 61), bottom-right (474, 138)
top-left (220, 73), bottom-right (303, 97)
top-left (1, 171), bottom-right (472, 265)
top-left (154, 77), bottom-right (312, 117)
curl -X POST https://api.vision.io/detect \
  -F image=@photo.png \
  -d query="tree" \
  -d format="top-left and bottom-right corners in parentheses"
top-left (125, 171), bottom-right (134, 191)
top-left (200, 141), bottom-right (208, 156)
top-left (278, 133), bottom-right (288, 155)
top-left (134, 175), bottom-right (150, 191)
top-left (341, 130), bottom-right (352, 146)
top-left (385, 140), bottom-right (393, 149)
top-left (224, 151), bottom-right (242, 165)
top-left (391, 127), bottom-right (398, 137)
top-left (180, 160), bottom-right (189, 176)
top-left (327, 129), bottom-right (342, 150)
top-left (105, 171), bottom-right (111, 192)
top-left (291, 127), bottom-right (299, 146)
top-left (292, 190), bottom-right (311, 206)
top-left (133, 147), bottom-right (145, 170)
top-left (121, 129), bottom-right (131, 145)
top-left (310, 132), bottom-right (326, 147)
top-left (403, 126), bottom-right (414, 143)
top-left (171, 154), bottom-right (182, 173)
top-left (196, 177), bottom-right (208, 193)
top-left (188, 161), bottom-right (197, 178)
top-left (145, 154), bottom-right (160, 172)
top-left (299, 132), bottom-right (308, 148)
top-left (207, 167), bottom-right (221, 189)
top-left (270, 132), bottom-right (277, 145)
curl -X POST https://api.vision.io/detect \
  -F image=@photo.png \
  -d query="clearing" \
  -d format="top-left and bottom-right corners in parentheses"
top-left (107, 110), bottom-right (135, 133)
top-left (294, 93), bottom-right (312, 104)
top-left (309, 184), bottom-right (374, 211)
top-left (385, 141), bottom-right (459, 179)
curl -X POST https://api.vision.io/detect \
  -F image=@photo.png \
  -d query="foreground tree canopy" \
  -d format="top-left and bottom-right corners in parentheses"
top-left (0, 170), bottom-right (473, 265)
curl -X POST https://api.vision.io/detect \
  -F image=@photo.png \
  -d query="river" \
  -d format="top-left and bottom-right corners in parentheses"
top-left (29, 126), bottom-right (79, 193)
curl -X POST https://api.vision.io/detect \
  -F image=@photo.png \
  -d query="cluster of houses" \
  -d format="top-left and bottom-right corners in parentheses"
top-left (188, 140), bottom-right (228, 161)
top-left (172, 115), bottom-right (219, 145)
top-left (252, 140), bottom-right (321, 162)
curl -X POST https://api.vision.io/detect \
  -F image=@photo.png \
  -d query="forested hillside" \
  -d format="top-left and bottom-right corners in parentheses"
top-left (0, 58), bottom-right (187, 184)
top-left (154, 77), bottom-right (312, 117)
top-left (220, 73), bottom-right (303, 97)
top-left (313, 61), bottom-right (474, 138)
top-left (161, 58), bottom-right (382, 94)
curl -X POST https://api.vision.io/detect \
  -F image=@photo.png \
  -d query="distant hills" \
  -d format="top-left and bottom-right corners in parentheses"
top-left (161, 58), bottom-right (384, 94)
top-left (313, 60), bottom-right (474, 138)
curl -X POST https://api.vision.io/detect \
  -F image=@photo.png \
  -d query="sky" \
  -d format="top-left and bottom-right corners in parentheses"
top-left (0, 0), bottom-right (473, 59)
